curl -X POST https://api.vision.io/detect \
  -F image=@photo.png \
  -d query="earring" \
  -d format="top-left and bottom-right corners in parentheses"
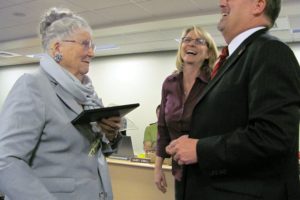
top-left (54, 52), bottom-right (63, 63)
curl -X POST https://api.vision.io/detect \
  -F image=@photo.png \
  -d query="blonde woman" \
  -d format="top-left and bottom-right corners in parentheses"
top-left (155, 26), bottom-right (218, 200)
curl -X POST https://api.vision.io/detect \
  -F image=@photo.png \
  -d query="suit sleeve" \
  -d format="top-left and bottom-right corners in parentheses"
top-left (196, 40), bottom-right (300, 172)
top-left (0, 74), bottom-right (56, 200)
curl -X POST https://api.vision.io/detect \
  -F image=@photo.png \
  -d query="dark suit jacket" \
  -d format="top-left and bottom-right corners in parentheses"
top-left (183, 29), bottom-right (300, 200)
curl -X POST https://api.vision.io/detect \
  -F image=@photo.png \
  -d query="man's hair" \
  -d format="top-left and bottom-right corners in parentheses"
top-left (264, 0), bottom-right (281, 27)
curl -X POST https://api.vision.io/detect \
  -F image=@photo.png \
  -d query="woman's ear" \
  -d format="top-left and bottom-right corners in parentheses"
top-left (49, 41), bottom-right (60, 57)
top-left (54, 41), bottom-right (61, 53)
top-left (206, 49), bottom-right (211, 60)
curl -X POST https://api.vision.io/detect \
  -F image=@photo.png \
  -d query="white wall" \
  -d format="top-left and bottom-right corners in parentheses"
top-left (0, 65), bottom-right (37, 106)
top-left (0, 51), bottom-right (177, 154)
top-left (290, 43), bottom-right (300, 63)
top-left (0, 46), bottom-right (299, 154)
top-left (289, 44), bottom-right (300, 151)
top-left (89, 51), bottom-right (176, 154)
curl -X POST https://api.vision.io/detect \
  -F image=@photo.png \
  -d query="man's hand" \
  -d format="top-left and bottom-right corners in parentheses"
top-left (98, 116), bottom-right (121, 141)
top-left (166, 135), bottom-right (198, 165)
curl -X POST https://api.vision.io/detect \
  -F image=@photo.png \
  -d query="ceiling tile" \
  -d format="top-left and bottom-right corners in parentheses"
top-left (189, 0), bottom-right (218, 13)
top-left (91, 3), bottom-right (152, 25)
top-left (136, 0), bottom-right (203, 18)
top-left (0, 21), bottom-right (39, 42)
top-left (78, 11), bottom-right (114, 28)
top-left (0, 0), bottom-right (33, 9)
top-left (0, 0), bottom-right (84, 25)
top-left (65, 0), bottom-right (131, 10)
top-left (0, 14), bottom-right (20, 28)
top-left (0, 0), bottom-right (299, 66)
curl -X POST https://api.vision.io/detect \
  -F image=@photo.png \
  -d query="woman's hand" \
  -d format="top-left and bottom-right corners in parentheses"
top-left (154, 156), bottom-right (167, 193)
top-left (154, 166), bottom-right (167, 193)
top-left (98, 116), bottom-right (121, 141)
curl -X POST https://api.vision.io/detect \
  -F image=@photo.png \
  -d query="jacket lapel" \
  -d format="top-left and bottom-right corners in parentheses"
top-left (39, 68), bottom-right (82, 117)
top-left (196, 28), bottom-right (268, 103)
top-left (45, 74), bottom-right (83, 115)
top-left (54, 85), bottom-right (83, 115)
top-left (39, 68), bottom-right (82, 115)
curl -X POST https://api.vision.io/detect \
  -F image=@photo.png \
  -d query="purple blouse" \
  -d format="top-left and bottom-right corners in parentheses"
top-left (157, 71), bottom-right (208, 180)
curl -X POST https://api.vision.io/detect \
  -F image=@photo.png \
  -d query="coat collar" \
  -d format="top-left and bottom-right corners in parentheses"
top-left (197, 28), bottom-right (268, 103)
top-left (54, 84), bottom-right (83, 115)
top-left (168, 70), bottom-right (209, 84)
top-left (41, 69), bottom-right (83, 115)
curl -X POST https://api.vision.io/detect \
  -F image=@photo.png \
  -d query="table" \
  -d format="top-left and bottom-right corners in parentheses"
top-left (107, 158), bottom-right (174, 200)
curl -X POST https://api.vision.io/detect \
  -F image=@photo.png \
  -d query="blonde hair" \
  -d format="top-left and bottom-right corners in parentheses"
top-left (175, 26), bottom-right (218, 77)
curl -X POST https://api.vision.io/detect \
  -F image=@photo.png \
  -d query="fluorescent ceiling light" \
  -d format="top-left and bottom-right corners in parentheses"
top-left (0, 51), bottom-right (21, 58)
top-left (26, 53), bottom-right (45, 58)
top-left (95, 44), bottom-right (120, 52)
top-left (292, 29), bottom-right (300, 33)
top-left (174, 38), bottom-right (181, 43)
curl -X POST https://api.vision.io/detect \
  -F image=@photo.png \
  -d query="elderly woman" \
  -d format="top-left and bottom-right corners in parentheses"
top-left (154, 26), bottom-right (218, 200)
top-left (0, 7), bottom-right (121, 200)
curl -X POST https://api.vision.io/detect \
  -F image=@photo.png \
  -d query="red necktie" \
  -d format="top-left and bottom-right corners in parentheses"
top-left (211, 46), bottom-right (229, 79)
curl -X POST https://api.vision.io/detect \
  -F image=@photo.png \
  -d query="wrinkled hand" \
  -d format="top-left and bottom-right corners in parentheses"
top-left (99, 116), bottom-right (121, 141)
top-left (154, 167), bottom-right (167, 193)
top-left (166, 135), bottom-right (198, 165)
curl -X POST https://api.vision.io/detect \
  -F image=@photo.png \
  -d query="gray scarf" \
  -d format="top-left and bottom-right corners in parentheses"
top-left (40, 53), bottom-right (107, 142)
top-left (40, 54), bottom-right (113, 200)
top-left (40, 54), bottom-right (103, 110)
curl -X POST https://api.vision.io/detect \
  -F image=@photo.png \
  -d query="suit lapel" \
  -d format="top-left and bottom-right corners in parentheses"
top-left (196, 28), bottom-right (268, 104)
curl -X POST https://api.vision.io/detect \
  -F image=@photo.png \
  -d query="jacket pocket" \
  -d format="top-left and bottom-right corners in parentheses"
top-left (40, 177), bottom-right (75, 193)
top-left (212, 179), bottom-right (263, 198)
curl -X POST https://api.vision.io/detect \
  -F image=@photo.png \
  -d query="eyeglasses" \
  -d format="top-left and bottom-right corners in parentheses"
top-left (181, 37), bottom-right (207, 46)
top-left (62, 39), bottom-right (96, 52)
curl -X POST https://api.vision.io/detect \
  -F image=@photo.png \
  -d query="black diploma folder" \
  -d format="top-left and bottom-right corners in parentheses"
top-left (71, 103), bottom-right (140, 125)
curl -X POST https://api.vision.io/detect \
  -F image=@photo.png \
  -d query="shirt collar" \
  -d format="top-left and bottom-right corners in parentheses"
top-left (228, 26), bottom-right (266, 56)
top-left (171, 71), bottom-right (208, 83)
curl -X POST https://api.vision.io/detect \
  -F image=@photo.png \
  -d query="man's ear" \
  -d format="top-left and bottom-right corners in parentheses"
top-left (252, 0), bottom-right (267, 15)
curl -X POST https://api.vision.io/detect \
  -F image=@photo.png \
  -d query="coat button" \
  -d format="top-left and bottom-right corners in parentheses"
top-left (99, 192), bottom-right (107, 200)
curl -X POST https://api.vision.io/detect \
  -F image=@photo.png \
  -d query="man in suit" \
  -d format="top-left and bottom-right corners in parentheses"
top-left (166, 0), bottom-right (300, 199)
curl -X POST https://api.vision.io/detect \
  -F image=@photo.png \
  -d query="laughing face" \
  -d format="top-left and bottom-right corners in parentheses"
top-left (58, 29), bottom-right (95, 81)
top-left (218, 0), bottom-right (256, 43)
top-left (180, 30), bottom-right (209, 66)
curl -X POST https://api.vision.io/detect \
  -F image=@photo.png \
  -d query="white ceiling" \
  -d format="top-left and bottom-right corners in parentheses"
top-left (0, 0), bottom-right (299, 66)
